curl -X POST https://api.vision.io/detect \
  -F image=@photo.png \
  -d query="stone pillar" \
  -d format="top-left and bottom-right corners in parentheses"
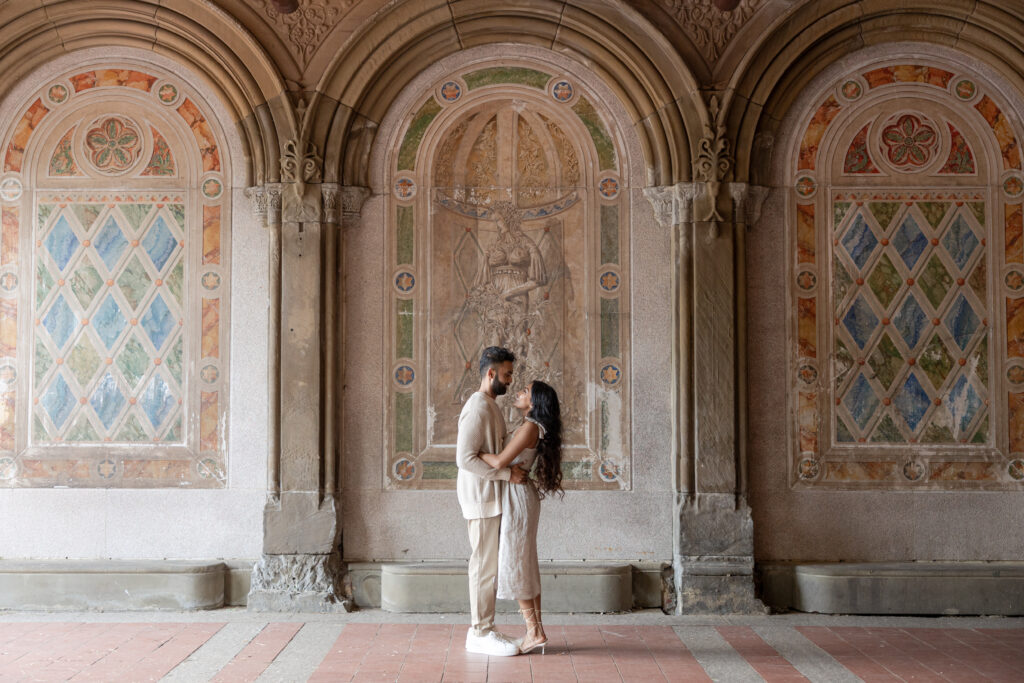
top-left (644, 181), bottom-right (767, 614)
top-left (247, 140), bottom-right (352, 611)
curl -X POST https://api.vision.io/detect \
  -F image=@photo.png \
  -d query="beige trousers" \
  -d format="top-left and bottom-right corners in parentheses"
top-left (467, 515), bottom-right (502, 636)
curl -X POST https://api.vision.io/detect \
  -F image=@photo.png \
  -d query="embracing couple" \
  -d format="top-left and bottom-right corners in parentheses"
top-left (456, 346), bottom-right (564, 657)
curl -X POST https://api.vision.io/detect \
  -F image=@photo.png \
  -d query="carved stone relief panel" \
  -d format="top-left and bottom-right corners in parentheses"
top-left (789, 63), bottom-right (1024, 488)
top-left (385, 67), bottom-right (630, 490)
top-left (0, 67), bottom-right (230, 487)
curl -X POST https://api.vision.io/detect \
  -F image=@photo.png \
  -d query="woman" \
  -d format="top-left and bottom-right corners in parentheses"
top-left (480, 380), bottom-right (563, 654)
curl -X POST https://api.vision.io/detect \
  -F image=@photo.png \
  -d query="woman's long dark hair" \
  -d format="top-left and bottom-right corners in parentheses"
top-left (527, 381), bottom-right (563, 499)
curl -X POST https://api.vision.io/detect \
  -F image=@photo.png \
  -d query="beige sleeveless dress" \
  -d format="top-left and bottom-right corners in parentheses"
top-left (496, 418), bottom-right (543, 601)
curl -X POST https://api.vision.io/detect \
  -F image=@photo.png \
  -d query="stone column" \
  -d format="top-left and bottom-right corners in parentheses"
top-left (247, 140), bottom-right (350, 611)
top-left (644, 181), bottom-right (767, 614)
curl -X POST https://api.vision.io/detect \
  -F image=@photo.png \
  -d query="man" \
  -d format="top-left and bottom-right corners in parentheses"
top-left (457, 346), bottom-right (528, 656)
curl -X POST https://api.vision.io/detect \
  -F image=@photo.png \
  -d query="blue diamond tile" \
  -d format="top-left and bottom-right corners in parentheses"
top-left (892, 214), bottom-right (928, 271)
top-left (841, 214), bottom-right (878, 271)
top-left (41, 373), bottom-right (75, 429)
top-left (140, 374), bottom-right (175, 429)
top-left (93, 216), bottom-right (129, 271)
top-left (141, 216), bottom-right (178, 272)
top-left (941, 214), bottom-right (980, 271)
top-left (89, 372), bottom-right (126, 430)
top-left (43, 215), bottom-right (80, 272)
top-left (945, 294), bottom-right (980, 350)
top-left (894, 372), bottom-right (931, 432)
top-left (843, 373), bottom-right (880, 429)
top-left (842, 294), bottom-right (879, 349)
top-left (93, 294), bottom-right (127, 349)
top-left (948, 374), bottom-right (983, 434)
top-left (140, 294), bottom-right (175, 350)
top-left (893, 294), bottom-right (928, 350)
top-left (42, 293), bottom-right (77, 350)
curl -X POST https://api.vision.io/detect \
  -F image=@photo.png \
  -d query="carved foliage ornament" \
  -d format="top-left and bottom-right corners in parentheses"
top-left (664, 0), bottom-right (765, 64)
top-left (694, 95), bottom-right (733, 226)
top-left (253, 0), bottom-right (355, 69)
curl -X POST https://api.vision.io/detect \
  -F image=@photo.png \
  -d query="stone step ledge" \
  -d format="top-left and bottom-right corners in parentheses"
top-left (760, 562), bottom-right (1024, 616)
top-left (373, 561), bottom-right (641, 613)
top-left (0, 560), bottom-right (254, 611)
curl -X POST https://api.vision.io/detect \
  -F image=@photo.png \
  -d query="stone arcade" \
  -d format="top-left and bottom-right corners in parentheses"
top-left (2, 0), bottom-right (1024, 616)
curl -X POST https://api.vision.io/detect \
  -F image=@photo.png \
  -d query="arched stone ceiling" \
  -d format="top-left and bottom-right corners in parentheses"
top-left (724, 0), bottom-right (1024, 183)
top-left (308, 0), bottom-right (705, 186)
top-left (0, 0), bottom-right (295, 184)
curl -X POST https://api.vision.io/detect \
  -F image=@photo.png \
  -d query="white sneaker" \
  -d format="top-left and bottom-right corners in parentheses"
top-left (465, 630), bottom-right (520, 656)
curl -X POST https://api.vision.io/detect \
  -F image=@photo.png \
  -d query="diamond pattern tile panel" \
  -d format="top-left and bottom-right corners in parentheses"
top-left (31, 204), bottom-right (186, 444)
top-left (831, 199), bottom-right (989, 445)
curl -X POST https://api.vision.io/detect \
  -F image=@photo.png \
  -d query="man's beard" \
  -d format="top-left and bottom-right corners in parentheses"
top-left (491, 377), bottom-right (508, 396)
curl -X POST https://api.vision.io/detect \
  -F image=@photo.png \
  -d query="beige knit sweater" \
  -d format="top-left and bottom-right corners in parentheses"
top-left (456, 391), bottom-right (511, 519)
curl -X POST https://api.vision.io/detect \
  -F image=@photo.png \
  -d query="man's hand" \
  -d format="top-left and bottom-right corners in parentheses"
top-left (509, 465), bottom-right (529, 484)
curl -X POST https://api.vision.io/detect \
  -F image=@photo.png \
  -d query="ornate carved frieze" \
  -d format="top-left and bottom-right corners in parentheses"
top-left (662, 0), bottom-right (765, 64)
top-left (250, 0), bottom-right (356, 70)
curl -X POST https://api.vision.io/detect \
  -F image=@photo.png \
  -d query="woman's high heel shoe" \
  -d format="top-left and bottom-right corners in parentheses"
top-left (519, 607), bottom-right (547, 654)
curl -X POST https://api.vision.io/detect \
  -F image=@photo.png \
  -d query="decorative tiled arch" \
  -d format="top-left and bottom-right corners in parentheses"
top-left (790, 62), bottom-right (1024, 488)
top-left (385, 64), bottom-right (630, 490)
top-left (0, 66), bottom-right (229, 488)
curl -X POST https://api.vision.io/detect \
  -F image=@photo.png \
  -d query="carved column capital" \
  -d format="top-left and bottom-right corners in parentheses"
top-left (727, 183), bottom-right (770, 228)
top-left (643, 182), bottom-right (704, 229)
top-left (246, 184), bottom-right (284, 229)
top-left (340, 186), bottom-right (371, 222)
top-left (321, 183), bottom-right (342, 225)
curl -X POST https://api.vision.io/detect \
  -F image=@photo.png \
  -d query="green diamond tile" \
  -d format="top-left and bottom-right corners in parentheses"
top-left (833, 201), bottom-right (852, 228)
top-left (834, 256), bottom-right (853, 309)
top-left (67, 336), bottom-right (102, 388)
top-left (918, 202), bottom-right (950, 230)
top-left (36, 260), bottom-right (54, 307)
top-left (868, 253), bottom-right (902, 309)
top-left (922, 420), bottom-right (954, 443)
top-left (71, 204), bottom-right (103, 233)
top-left (119, 204), bottom-right (152, 234)
top-left (166, 335), bottom-right (182, 385)
top-left (919, 333), bottom-right (954, 389)
top-left (967, 202), bottom-right (985, 226)
top-left (163, 415), bottom-right (181, 442)
top-left (37, 204), bottom-right (54, 229)
top-left (968, 255), bottom-right (986, 301)
top-left (835, 339), bottom-right (854, 390)
top-left (169, 204), bottom-right (185, 231)
top-left (115, 413), bottom-right (148, 442)
top-left (869, 202), bottom-right (901, 231)
top-left (166, 257), bottom-right (183, 306)
top-left (919, 254), bottom-right (953, 309)
top-left (69, 255), bottom-right (104, 310)
top-left (34, 338), bottom-right (52, 389)
top-left (870, 413), bottom-right (905, 442)
top-left (971, 336), bottom-right (988, 387)
top-left (836, 415), bottom-right (855, 442)
top-left (971, 414), bottom-right (989, 443)
top-left (868, 333), bottom-right (903, 390)
top-left (33, 413), bottom-right (48, 441)
top-left (66, 413), bottom-right (100, 442)
top-left (116, 335), bottom-right (150, 389)
top-left (117, 254), bottom-right (153, 311)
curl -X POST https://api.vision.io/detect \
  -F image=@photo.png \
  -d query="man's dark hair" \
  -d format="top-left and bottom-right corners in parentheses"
top-left (479, 346), bottom-right (515, 376)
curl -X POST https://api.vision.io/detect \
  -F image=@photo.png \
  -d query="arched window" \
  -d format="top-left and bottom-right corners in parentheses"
top-left (0, 66), bottom-right (230, 487)
top-left (789, 63), bottom-right (1024, 487)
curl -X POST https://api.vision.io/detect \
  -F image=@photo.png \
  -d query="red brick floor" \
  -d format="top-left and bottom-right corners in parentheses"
top-left (1, 620), bottom-right (1023, 681)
